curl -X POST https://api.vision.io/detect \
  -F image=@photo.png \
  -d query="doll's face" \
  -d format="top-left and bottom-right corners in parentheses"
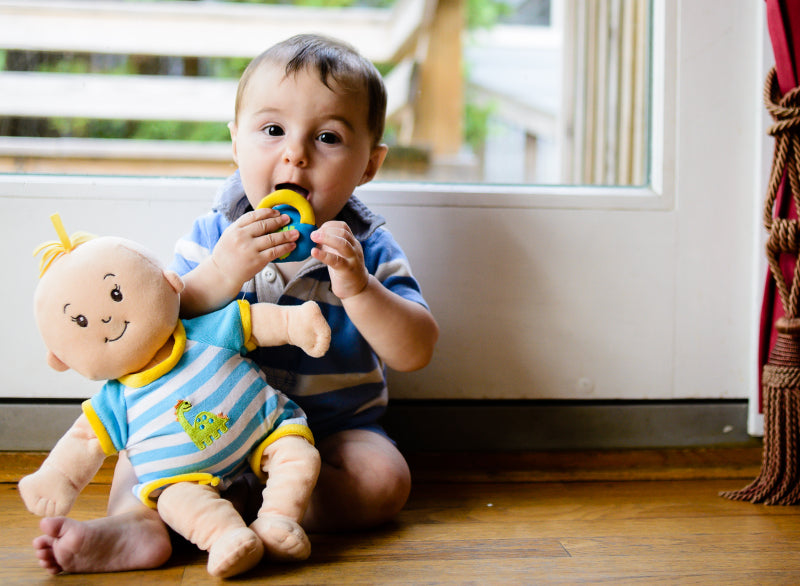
top-left (34, 238), bottom-right (182, 381)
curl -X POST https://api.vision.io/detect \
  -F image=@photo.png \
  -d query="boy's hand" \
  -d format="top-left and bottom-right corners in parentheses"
top-left (213, 207), bottom-right (299, 287)
top-left (310, 221), bottom-right (369, 299)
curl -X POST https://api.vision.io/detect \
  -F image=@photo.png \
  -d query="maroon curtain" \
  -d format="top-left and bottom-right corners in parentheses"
top-left (760, 0), bottom-right (800, 410)
top-left (722, 0), bottom-right (800, 504)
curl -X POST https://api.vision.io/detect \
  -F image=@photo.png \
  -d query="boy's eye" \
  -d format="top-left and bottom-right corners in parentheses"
top-left (110, 285), bottom-right (123, 302)
top-left (265, 124), bottom-right (284, 137)
top-left (72, 315), bottom-right (88, 328)
top-left (318, 132), bottom-right (340, 145)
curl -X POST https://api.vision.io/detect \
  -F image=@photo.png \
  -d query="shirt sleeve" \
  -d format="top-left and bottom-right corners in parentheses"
top-left (170, 211), bottom-right (230, 276)
top-left (84, 381), bottom-right (128, 455)
top-left (363, 227), bottom-right (429, 309)
top-left (182, 301), bottom-right (252, 354)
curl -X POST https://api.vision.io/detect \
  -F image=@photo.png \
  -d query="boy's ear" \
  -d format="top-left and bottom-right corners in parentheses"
top-left (228, 121), bottom-right (239, 165)
top-left (358, 144), bottom-right (389, 186)
top-left (46, 351), bottom-right (70, 373)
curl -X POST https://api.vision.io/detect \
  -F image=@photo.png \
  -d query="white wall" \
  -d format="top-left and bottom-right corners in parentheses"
top-left (0, 0), bottom-right (763, 409)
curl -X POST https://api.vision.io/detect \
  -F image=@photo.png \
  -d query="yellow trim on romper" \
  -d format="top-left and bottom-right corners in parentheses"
top-left (117, 322), bottom-right (186, 388)
top-left (238, 299), bottom-right (257, 352)
top-left (249, 424), bottom-right (315, 482)
top-left (81, 400), bottom-right (118, 457)
top-left (138, 472), bottom-right (221, 509)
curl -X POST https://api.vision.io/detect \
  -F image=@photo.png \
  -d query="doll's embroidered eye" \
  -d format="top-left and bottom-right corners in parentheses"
top-left (110, 285), bottom-right (123, 302)
top-left (71, 315), bottom-right (88, 328)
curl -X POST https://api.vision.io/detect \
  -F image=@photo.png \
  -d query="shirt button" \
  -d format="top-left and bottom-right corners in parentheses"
top-left (264, 267), bottom-right (277, 282)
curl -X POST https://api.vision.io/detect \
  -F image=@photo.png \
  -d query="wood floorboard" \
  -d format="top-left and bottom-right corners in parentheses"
top-left (2, 450), bottom-right (799, 584)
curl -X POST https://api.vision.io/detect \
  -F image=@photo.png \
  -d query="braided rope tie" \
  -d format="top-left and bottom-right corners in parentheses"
top-left (764, 67), bottom-right (800, 317)
top-left (721, 68), bottom-right (800, 505)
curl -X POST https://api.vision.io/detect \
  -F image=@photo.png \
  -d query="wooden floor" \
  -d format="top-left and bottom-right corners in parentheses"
top-left (3, 448), bottom-right (800, 585)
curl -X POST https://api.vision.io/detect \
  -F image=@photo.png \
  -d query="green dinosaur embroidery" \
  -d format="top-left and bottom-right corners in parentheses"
top-left (174, 399), bottom-right (229, 450)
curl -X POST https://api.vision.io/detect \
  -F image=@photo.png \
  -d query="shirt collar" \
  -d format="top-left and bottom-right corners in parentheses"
top-left (116, 322), bottom-right (186, 388)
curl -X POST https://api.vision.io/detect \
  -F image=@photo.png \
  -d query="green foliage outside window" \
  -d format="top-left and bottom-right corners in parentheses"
top-left (1, 0), bottom-right (515, 152)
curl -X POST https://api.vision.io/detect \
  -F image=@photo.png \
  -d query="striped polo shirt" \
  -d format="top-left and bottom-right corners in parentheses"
top-left (170, 172), bottom-right (429, 440)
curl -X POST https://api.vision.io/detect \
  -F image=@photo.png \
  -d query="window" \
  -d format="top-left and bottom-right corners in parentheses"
top-left (0, 0), bottom-right (762, 411)
top-left (0, 0), bottom-right (652, 188)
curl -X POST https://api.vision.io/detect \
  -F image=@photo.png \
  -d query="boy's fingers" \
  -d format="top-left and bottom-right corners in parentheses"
top-left (310, 227), bottom-right (342, 247)
top-left (263, 241), bottom-right (297, 262)
top-left (235, 207), bottom-right (278, 227)
top-left (249, 206), bottom-right (281, 220)
top-left (237, 212), bottom-right (291, 237)
top-left (310, 246), bottom-right (338, 266)
top-left (260, 214), bottom-right (292, 234)
top-left (256, 229), bottom-right (299, 251)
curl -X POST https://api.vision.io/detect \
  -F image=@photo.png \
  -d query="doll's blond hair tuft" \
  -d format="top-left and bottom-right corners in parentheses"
top-left (33, 213), bottom-right (96, 277)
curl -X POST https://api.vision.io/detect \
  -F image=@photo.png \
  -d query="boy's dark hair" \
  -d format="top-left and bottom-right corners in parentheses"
top-left (235, 34), bottom-right (387, 146)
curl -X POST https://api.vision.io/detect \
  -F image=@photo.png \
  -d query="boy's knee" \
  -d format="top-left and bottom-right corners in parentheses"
top-left (362, 454), bottom-right (411, 521)
top-left (313, 429), bottom-right (411, 529)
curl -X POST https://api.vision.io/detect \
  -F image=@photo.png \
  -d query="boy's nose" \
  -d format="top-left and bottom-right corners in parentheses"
top-left (283, 141), bottom-right (308, 167)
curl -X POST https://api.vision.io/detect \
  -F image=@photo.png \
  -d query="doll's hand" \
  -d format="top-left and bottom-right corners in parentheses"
top-left (287, 301), bottom-right (331, 358)
top-left (213, 207), bottom-right (299, 287)
top-left (18, 466), bottom-right (80, 517)
top-left (310, 222), bottom-right (369, 300)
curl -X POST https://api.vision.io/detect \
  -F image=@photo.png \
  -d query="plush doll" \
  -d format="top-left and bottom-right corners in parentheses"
top-left (19, 214), bottom-right (329, 578)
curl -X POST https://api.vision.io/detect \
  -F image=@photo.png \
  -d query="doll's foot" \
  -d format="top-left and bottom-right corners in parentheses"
top-left (250, 514), bottom-right (311, 561)
top-left (33, 513), bottom-right (171, 574)
top-left (207, 527), bottom-right (264, 578)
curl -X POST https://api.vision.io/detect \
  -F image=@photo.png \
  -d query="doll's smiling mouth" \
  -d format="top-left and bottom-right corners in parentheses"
top-left (105, 321), bottom-right (129, 343)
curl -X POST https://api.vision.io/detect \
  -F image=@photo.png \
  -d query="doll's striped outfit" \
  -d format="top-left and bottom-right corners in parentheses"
top-left (82, 300), bottom-right (312, 508)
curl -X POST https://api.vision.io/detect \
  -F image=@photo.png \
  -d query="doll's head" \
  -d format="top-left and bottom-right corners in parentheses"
top-left (33, 216), bottom-right (184, 381)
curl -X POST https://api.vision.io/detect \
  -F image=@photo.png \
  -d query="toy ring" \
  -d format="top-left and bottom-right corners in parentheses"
top-left (256, 189), bottom-right (316, 263)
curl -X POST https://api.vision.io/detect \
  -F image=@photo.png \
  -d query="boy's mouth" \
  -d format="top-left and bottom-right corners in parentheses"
top-left (275, 183), bottom-right (309, 198)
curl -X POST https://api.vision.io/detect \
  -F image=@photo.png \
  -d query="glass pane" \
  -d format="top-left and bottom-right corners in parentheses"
top-left (0, 0), bottom-right (650, 186)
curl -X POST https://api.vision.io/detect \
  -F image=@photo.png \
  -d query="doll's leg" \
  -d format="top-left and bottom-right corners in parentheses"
top-left (249, 435), bottom-right (321, 560)
top-left (157, 482), bottom-right (263, 578)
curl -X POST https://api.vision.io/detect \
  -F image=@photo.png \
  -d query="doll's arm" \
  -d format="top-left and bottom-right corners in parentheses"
top-left (249, 301), bottom-right (331, 358)
top-left (18, 413), bottom-right (108, 517)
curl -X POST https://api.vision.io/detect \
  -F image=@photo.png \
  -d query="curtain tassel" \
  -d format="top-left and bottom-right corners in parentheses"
top-left (722, 317), bottom-right (800, 504)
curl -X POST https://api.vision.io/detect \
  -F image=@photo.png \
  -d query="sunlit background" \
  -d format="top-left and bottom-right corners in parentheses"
top-left (0, 0), bottom-right (650, 185)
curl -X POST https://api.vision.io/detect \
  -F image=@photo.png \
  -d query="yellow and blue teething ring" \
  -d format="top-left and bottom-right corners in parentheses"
top-left (256, 189), bottom-right (316, 263)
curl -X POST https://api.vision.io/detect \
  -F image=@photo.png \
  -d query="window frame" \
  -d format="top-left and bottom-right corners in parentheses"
top-left (0, 0), bottom-right (674, 211)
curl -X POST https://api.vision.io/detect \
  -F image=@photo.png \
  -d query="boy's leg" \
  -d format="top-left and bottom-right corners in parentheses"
top-left (250, 435), bottom-right (320, 560)
top-left (303, 428), bottom-right (411, 533)
top-left (32, 452), bottom-right (171, 574)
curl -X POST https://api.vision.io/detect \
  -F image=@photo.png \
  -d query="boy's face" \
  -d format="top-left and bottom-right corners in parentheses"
top-left (230, 63), bottom-right (387, 227)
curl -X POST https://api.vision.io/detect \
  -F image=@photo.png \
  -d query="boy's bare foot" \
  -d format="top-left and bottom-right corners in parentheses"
top-left (32, 512), bottom-right (171, 574)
